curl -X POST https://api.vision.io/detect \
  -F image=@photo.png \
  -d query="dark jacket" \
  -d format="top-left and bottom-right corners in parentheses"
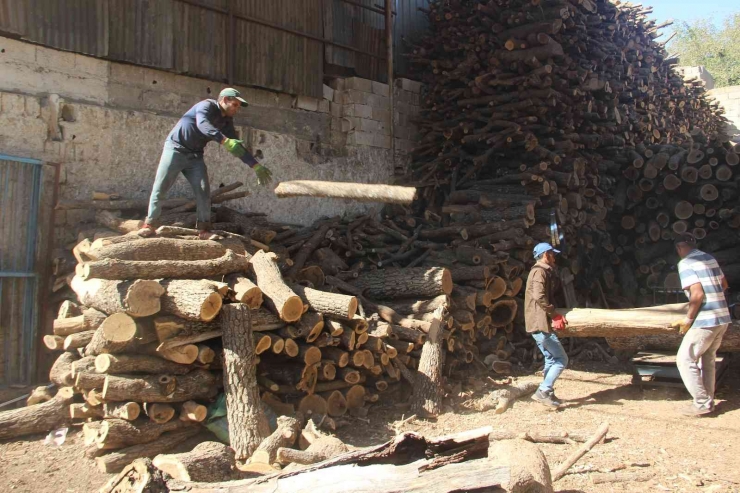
top-left (524, 260), bottom-right (559, 333)
top-left (167, 99), bottom-right (238, 154)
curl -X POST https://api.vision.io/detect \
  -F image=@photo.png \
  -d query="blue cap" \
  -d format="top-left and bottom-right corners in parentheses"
top-left (533, 242), bottom-right (560, 258)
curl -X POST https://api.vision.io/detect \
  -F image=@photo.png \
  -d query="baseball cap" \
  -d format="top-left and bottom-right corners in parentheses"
top-left (533, 242), bottom-right (560, 258)
top-left (218, 88), bottom-right (248, 106)
top-left (673, 233), bottom-right (696, 247)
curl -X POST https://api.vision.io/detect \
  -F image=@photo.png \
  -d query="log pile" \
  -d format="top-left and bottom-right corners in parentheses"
top-left (403, 0), bottom-right (740, 307)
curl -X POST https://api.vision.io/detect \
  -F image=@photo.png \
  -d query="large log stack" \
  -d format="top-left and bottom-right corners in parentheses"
top-left (402, 0), bottom-right (740, 308)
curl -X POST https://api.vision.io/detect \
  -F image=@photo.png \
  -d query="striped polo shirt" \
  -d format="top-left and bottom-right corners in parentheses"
top-left (678, 249), bottom-right (731, 328)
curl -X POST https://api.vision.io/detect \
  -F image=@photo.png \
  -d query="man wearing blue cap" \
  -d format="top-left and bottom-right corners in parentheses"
top-left (525, 242), bottom-right (569, 408)
top-left (138, 88), bottom-right (273, 239)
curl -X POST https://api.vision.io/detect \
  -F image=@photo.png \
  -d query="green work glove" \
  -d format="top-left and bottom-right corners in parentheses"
top-left (254, 164), bottom-right (273, 187)
top-left (222, 138), bottom-right (246, 158)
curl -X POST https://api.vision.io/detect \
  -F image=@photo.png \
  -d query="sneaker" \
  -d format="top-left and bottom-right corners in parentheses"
top-left (548, 392), bottom-right (563, 406)
top-left (531, 390), bottom-right (560, 408)
top-left (137, 224), bottom-right (156, 237)
top-left (680, 404), bottom-right (713, 417)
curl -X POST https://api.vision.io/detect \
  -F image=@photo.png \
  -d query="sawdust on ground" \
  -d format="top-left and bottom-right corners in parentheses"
top-left (1, 361), bottom-right (738, 493)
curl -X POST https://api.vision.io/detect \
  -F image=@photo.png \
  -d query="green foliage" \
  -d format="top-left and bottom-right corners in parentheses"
top-left (668, 13), bottom-right (740, 87)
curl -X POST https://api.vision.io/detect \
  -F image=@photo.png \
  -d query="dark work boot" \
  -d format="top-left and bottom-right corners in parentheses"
top-left (531, 390), bottom-right (560, 408)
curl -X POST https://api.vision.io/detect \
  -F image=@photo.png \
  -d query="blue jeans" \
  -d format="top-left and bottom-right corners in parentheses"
top-left (532, 331), bottom-right (569, 394)
top-left (146, 141), bottom-right (211, 229)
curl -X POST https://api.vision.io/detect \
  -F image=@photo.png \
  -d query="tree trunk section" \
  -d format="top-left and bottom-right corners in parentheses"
top-left (82, 250), bottom-right (250, 280)
top-left (249, 251), bottom-right (304, 322)
top-left (96, 428), bottom-right (201, 473)
top-left (220, 304), bottom-right (271, 461)
top-left (71, 276), bottom-right (165, 318)
top-left (225, 274), bottom-right (263, 308)
top-left (95, 417), bottom-right (196, 450)
top-left (49, 352), bottom-right (78, 387)
top-left (85, 313), bottom-right (141, 356)
top-left (250, 415), bottom-right (302, 465)
top-left (161, 280), bottom-right (224, 322)
top-left (274, 180), bottom-right (417, 205)
top-left (606, 322), bottom-right (740, 352)
top-left (102, 369), bottom-right (220, 403)
top-left (95, 354), bottom-right (196, 375)
top-left (411, 308), bottom-right (445, 417)
top-left (351, 267), bottom-right (453, 298)
top-left (153, 441), bottom-right (236, 482)
top-left (87, 238), bottom-right (243, 261)
top-left (291, 284), bottom-right (358, 319)
top-left (0, 387), bottom-right (75, 440)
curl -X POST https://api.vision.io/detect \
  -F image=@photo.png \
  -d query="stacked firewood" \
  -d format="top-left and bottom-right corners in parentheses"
top-left (403, 0), bottom-right (740, 306)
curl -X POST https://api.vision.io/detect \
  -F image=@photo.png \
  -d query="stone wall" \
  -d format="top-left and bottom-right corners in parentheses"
top-left (708, 85), bottom-right (740, 143)
top-left (0, 36), bottom-right (422, 246)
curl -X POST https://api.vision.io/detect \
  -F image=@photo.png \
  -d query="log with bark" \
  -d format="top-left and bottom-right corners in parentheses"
top-left (102, 370), bottom-right (220, 403)
top-left (410, 308), bottom-right (446, 417)
top-left (153, 441), bottom-right (236, 482)
top-left (96, 428), bottom-right (203, 473)
top-left (70, 276), bottom-right (165, 318)
top-left (274, 180), bottom-right (417, 204)
top-left (0, 387), bottom-right (75, 440)
top-left (250, 251), bottom-right (304, 322)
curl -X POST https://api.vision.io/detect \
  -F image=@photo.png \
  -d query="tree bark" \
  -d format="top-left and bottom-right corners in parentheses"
top-left (153, 441), bottom-right (236, 482)
top-left (71, 276), bottom-right (165, 318)
top-left (220, 304), bottom-right (271, 462)
top-left (0, 387), bottom-right (75, 440)
top-left (274, 180), bottom-right (417, 204)
top-left (606, 322), bottom-right (740, 352)
top-left (411, 308), bottom-right (446, 417)
top-left (82, 250), bottom-right (250, 280)
top-left (351, 267), bottom-right (453, 298)
top-left (94, 417), bottom-right (197, 449)
top-left (249, 251), bottom-right (304, 322)
top-left (161, 280), bottom-right (224, 322)
top-left (102, 369), bottom-right (220, 403)
top-left (96, 428), bottom-right (202, 473)
top-left (87, 238), bottom-right (243, 261)
top-left (291, 284), bottom-right (358, 319)
top-left (95, 353), bottom-right (197, 375)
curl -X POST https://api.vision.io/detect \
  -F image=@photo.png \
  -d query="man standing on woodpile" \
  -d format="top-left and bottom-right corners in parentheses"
top-left (673, 233), bottom-right (730, 416)
top-left (525, 242), bottom-right (568, 408)
top-left (138, 88), bottom-right (273, 240)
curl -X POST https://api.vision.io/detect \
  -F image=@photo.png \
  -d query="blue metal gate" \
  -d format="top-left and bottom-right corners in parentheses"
top-left (0, 154), bottom-right (44, 385)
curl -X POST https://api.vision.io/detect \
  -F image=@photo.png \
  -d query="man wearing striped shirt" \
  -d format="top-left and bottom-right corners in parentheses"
top-left (674, 233), bottom-right (730, 416)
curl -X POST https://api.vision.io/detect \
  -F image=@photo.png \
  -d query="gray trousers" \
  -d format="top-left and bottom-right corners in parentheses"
top-left (676, 323), bottom-right (728, 410)
top-left (145, 141), bottom-right (211, 230)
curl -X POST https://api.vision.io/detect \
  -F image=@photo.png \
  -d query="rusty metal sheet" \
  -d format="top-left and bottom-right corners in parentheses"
top-left (108, 0), bottom-right (174, 69)
top-left (24, 0), bottom-right (108, 56)
top-left (0, 0), bottom-right (28, 36)
top-left (394, 0), bottom-right (429, 77)
top-left (173, 0), bottom-right (228, 82)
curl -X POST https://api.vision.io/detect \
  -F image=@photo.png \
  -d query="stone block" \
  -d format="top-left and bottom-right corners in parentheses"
top-left (328, 78), bottom-right (345, 91)
top-left (397, 78), bottom-right (422, 94)
top-left (372, 81), bottom-right (390, 97)
top-left (367, 94), bottom-right (389, 110)
top-left (110, 63), bottom-right (146, 87)
top-left (345, 77), bottom-right (373, 93)
top-left (323, 84), bottom-right (335, 101)
top-left (108, 82), bottom-right (144, 109)
top-left (330, 129), bottom-right (347, 147)
top-left (277, 92), bottom-right (294, 109)
top-left (74, 54), bottom-right (108, 78)
top-left (346, 130), bottom-right (375, 146)
top-left (22, 94), bottom-right (40, 118)
top-left (142, 90), bottom-right (183, 114)
top-left (318, 99), bottom-right (330, 113)
top-left (295, 95), bottom-right (320, 112)
top-left (345, 90), bottom-right (369, 105)
top-left (333, 90), bottom-right (346, 104)
top-left (0, 37), bottom-right (37, 64)
top-left (1, 92), bottom-right (25, 115)
top-left (371, 107), bottom-right (390, 124)
top-left (373, 134), bottom-right (391, 149)
top-left (341, 117), bottom-right (355, 133)
top-left (35, 46), bottom-right (76, 73)
top-left (330, 102), bottom-right (343, 118)
top-left (356, 118), bottom-right (380, 134)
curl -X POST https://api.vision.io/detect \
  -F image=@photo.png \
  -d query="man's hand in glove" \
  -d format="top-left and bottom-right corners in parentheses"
top-left (551, 313), bottom-right (568, 331)
top-left (222, 138), bottom-right (246, 158)
top-left (254, 164), bottom-right (273, 187)
top-left (671, 318), bottom-right (694, 335)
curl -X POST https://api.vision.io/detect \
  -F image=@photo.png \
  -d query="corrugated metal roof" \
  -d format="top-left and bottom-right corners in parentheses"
top-left (173, 0), bottom-right (228, 82)
top-left (394, 0), bottom-right (429, 77)
top-left (0, 0), bottom-right (28, 36)
top-left (25, 0), bottom-right (108, 56)
top-left (108, 0), bottom-right (174, 69)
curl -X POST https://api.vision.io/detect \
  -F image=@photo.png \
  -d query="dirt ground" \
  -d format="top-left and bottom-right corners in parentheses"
top-left (1, 360), bottom-right (739, 493)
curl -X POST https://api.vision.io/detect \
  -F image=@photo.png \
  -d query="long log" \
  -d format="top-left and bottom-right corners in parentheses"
top-left (606, 322), bottom-right (740, 352)
top-left (95, 354), bottom-right (197, 375)
top-left (291, 284), bottom-right (358, 319)
top-left (102, 369), bottom-right (220, 403)
top-left (351, 267), bottom-right (453, 298)
top-left (94, 418), bottom-right (196, 449)
top-left (0, 387), bottom-right (75, 440)
top-left (220, 304), bottom-right (271, 462)
top-left (96, 427), bottom-right (202, 473)
top-left (274, 180), bottom-right (417, 204)
top-left (81, 249), bottom-right (250, 280)
top-left (70, 276), bottom-right (165, 318)
top-left (153, 441), bottom-right (236, 482)
top-left (87, 238), bottom-right (243, 261)
top-left (250, 251), bottom-right (304, 322)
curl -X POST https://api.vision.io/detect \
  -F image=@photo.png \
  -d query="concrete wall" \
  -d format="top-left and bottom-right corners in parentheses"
top-left (0, 36), bottom-right (422, 246)
top-left (708, 85), bottom-right (740, 143)
top-left (676, 66), bottom-right (715, 90)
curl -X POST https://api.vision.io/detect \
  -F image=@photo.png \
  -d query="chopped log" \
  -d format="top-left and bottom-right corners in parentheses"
top-left (410, 308), bottom-right (445, 417)
top-left (449, 266), bottom-right (490, 282)
top-left (160, 280), bottom-right (224, 322)
top-left (70, 277), bottom-right (165, 318)
top-left (220, 304), bottom-right (271, 461)
top-left (81, 249), bottom-right (250, 280)
top-left (274, 180), bottom-right (417, 204)
top-left (26, 386), bottom-right (54, 406)
top-left (104, 402), bottom-right (141, 421)
top-left (345, 385), bottom-right (366, 409)
top-left (153, 441), bottom-right (236, 482)
top-left (215, 206), bottom-right (278, 244)
top-left (605, 322), bottom-right (740, 352)
top-left (0, 387), bottom-right (74, 440)
top-left (95, 210), bottom-right (145, 234)
top-left (487, 439), bottom-right (553, 493)
top-left (53, 307), bottom-right (107, 336)
top-left (102, 369), bottom-right (220, 403)
top-left (85, 313), bottom-right (139, 356)
top-left (351, 267), bottom-right (453, 298)
top-left (374, 295), bottom-right (449, 315)
top-left (322, 390), bottom-right (348, 417)
top-left (70, 403), bottom-right (104, 420)
top-left (145, 403), bottom-right (176, 424)
top-left (250, 251), bottom-right (304, 322)
top-left (64, 330), bottom-right (96, 350)
top-left (94, 417), bottom-right (196, 450)
top-left (292, 284), bottom-right (358, 319)
top-left (179, 401), bottom-right (207, 422)
top-left (87, 238), bottom-right (242, 261)
top-left (276, 435), bottom-right (350, 466)
top-left (298, 394), bottom-right (328, 416)
top-left (44, 335), bottom-right (65, 351)
top-left (250, 415), bottom-right (302, 465)
top-left (96, 429), bottom-right (202, 474)
top-left (489, 299), bottom-right (518, 327)
top-left (159, 345), bottom-right (200, 364)
top-left (312, 247), bottom-right (349, 276)
top-left (95, 354), bottom-right (196, 375)
top-left (57, 300), bottom-right (81, 319)
top-left (225, 273), bottom-right (263, 308)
